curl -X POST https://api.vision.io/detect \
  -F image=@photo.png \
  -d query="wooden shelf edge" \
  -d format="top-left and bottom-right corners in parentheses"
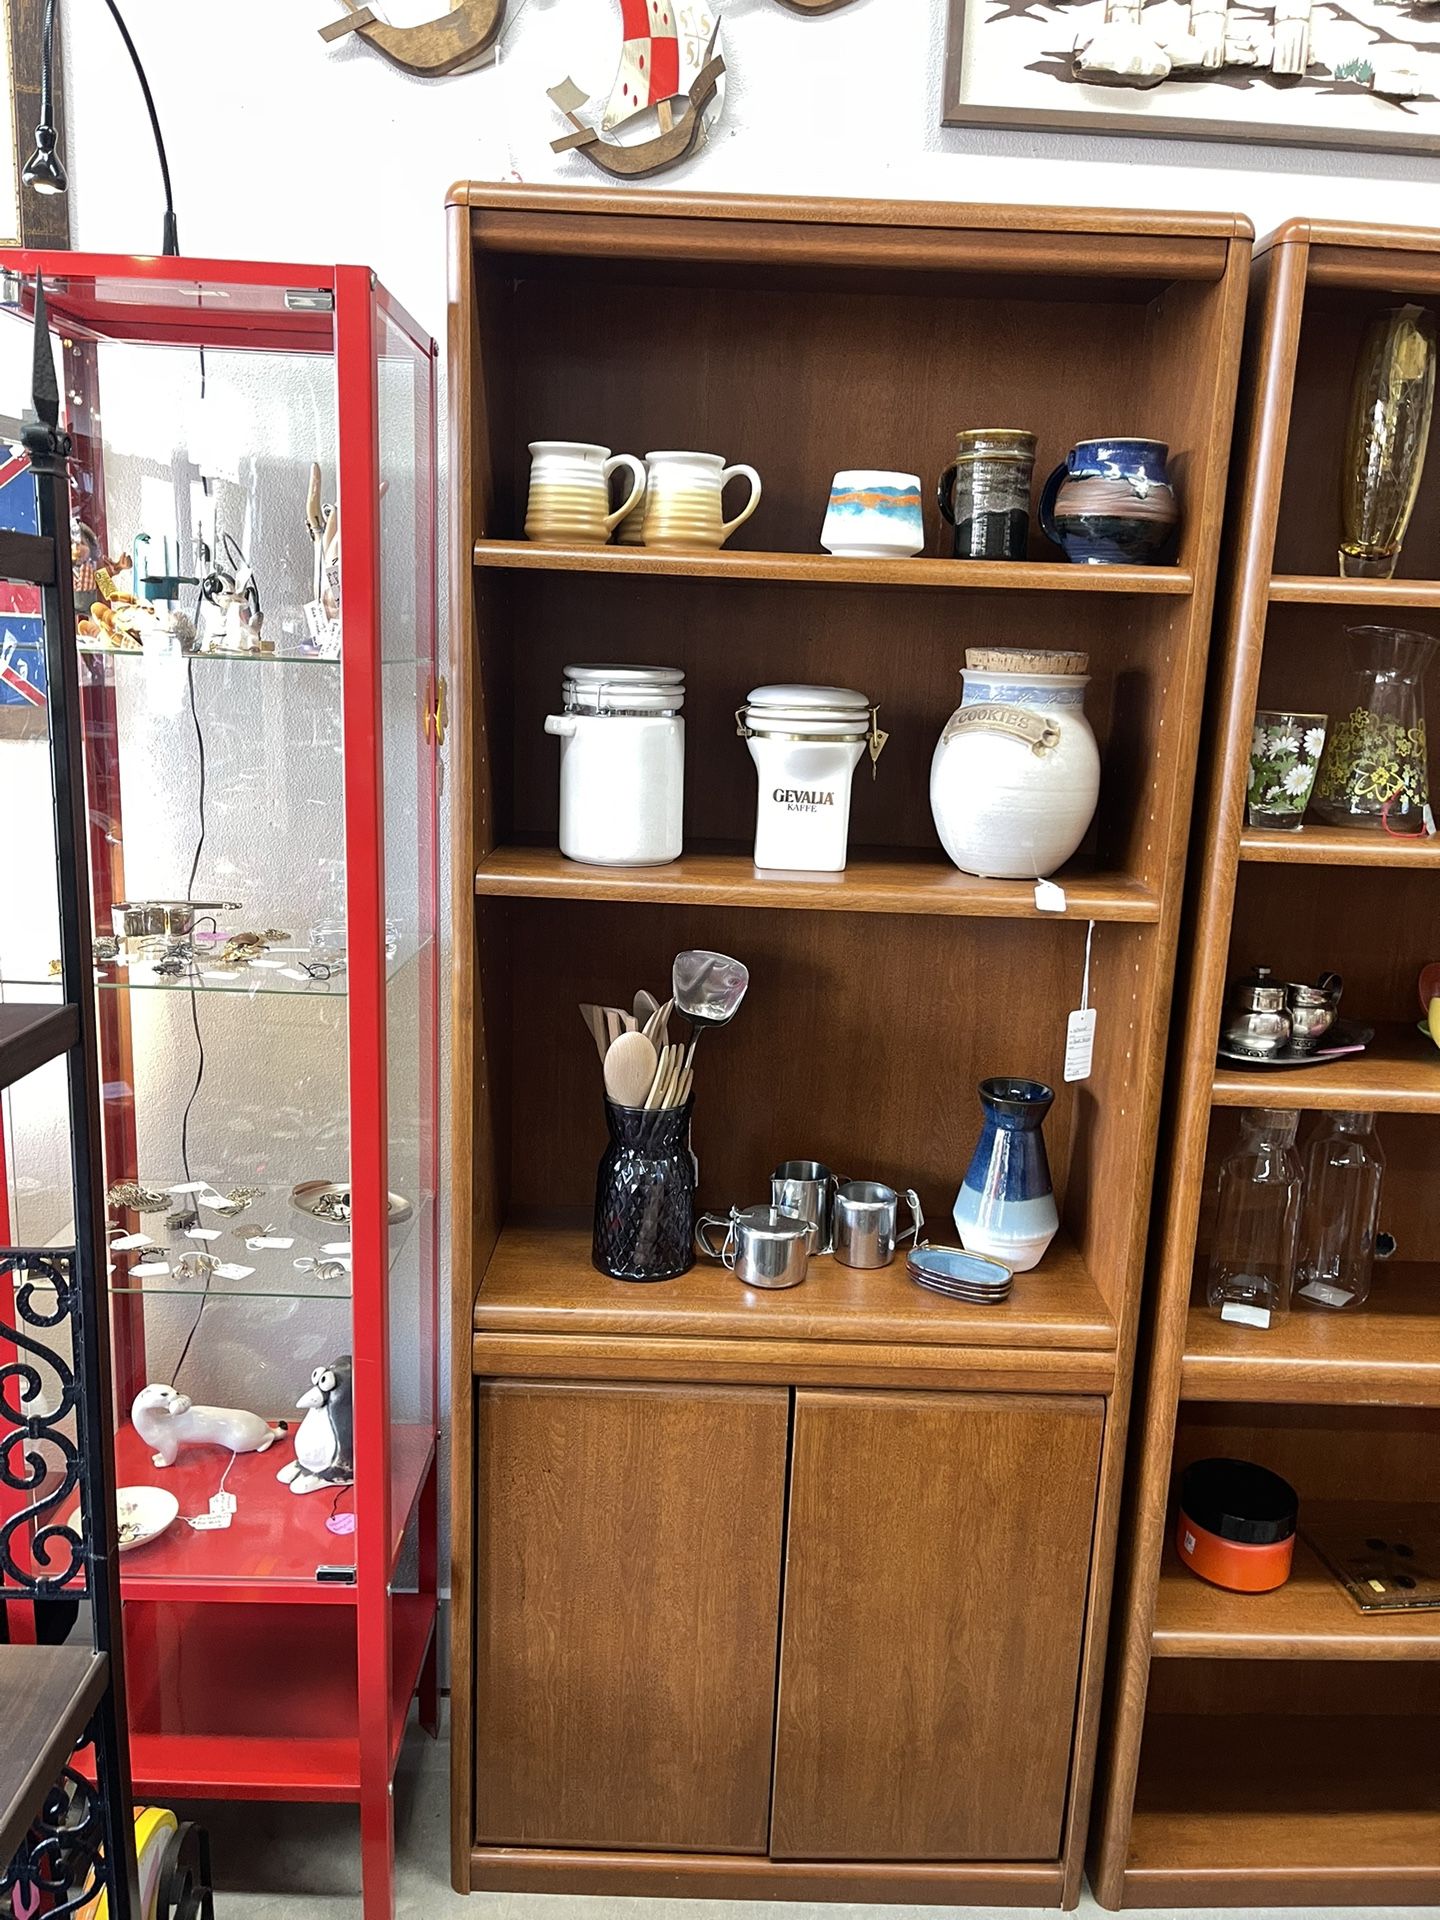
top-left (1152, 1535), bottom-right (1440, 1659)
top-left (473, 847), bottom-right (1161, 924)
top-left (1239, 825), bottom-right (1440, 869)
top-left (0, 1646), bottom-right (108, 1867)
top-left (1211, 1023), bottom-right (1440, 1114)
top-left (1270, 573), bottom-right (1440, 608)
top-left (473, 539), bottom-right (1194, 595)
top-left (467, 1844), bottom-right (1065, 1902)
top-left (1119, 1857), bottom-right (1440, 1908)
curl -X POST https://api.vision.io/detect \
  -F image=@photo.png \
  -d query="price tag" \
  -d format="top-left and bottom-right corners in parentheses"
top-left (248, 1235), bottom-right (293, 1251)
top-left (1425, 803), bottom-right (1436, 836)
top-left (250, 958), bottom-right (286, 970)
top-left (111, 1231), bottom-right (152, 1251)
top-left (1220, 1301), bottom-right (1271, 1329)
top-left (1064, 1009), bottom-right (1097, 1082)
top-left (184, 1227), bottom-right (222, 1242)
top-left (169, 1181), bottom-right (207, 1194)
top-left (303, 599), bottom-right (327, 641)
top-left (1034, 880), bottom-right (1067, 913)
top-left (187, 1511), bottom-right (230, 1531)
top-left (211, 1490), bottom-right (238, 1517)
top-left (214, 1261), bottom-right (256, 1281)
top-left (321, 1241), bottom-right (353, 1256)
top-left (1297, 1278), bottom-right (1353, 1308)
top-left (130, 1260), bottom-right (170, 1278)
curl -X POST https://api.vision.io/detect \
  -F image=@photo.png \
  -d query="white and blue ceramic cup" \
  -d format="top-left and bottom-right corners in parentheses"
top-left (952, 1077), bottom-right (1058, 1273)
top-left (821, 469), bottom-right (924, 559)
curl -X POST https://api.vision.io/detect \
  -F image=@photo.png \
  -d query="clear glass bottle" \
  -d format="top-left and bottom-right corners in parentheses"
top-left (1207, 1108), bottom-right (1303, 1318)
top-left (1294, 1111), bottom-right (1385, 1310)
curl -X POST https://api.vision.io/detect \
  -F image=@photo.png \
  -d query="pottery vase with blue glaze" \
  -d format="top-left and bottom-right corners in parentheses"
top-left (952, 1077), bottom-right (1058, 1273)
top-left (1039, 438), bottom-right (1178, 566)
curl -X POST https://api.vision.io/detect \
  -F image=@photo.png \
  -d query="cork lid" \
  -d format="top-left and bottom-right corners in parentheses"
top-left (965, 647), bottom-right (1090, 675)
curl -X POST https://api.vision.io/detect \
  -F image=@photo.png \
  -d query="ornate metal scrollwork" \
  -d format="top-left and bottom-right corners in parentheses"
top-left (0, 1727), bottom-right (108, 1920)
top-left (0, 1251), bottom-right (87, 1595)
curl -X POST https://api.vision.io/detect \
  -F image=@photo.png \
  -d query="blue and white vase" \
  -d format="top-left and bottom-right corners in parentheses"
top-left (953, 1078), bottom-right (1058, 1273)
top-left (821, 469), bottom-right (924, 559)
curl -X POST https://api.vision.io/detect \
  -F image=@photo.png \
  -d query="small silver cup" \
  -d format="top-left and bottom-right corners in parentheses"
top-left (770, 1160), bottom-right (843, 1254)
top-left (833, 1181), bottom-right (924, 1270)
top-left (696, 1206), bottom-right (809, 1290)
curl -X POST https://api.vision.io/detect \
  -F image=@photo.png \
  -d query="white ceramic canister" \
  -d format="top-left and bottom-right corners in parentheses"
top-left (545, 665), bottom-right (684, 867)
top-left (929, 647), bottom-right (1099, 880)
top-left (738, 684), bottom-right (886, 872)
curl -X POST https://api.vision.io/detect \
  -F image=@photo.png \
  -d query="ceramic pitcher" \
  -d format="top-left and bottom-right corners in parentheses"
top-left (1039, 437), bottom-right (1178, 565)
top-left (628, 450), bottom-right (762, 552)
top-left (525, 441), bottom-right (647, 547)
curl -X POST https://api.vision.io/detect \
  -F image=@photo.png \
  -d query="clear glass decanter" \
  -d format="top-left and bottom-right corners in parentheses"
top-left (1207, 1108), bottom-right (1303, 1318)
top-left (1294, 1111), bottom-right (1385, 1310)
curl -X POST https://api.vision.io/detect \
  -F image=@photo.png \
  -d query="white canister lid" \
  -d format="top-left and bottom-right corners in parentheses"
top-left (563, 664), bottom-right (685, 713)
top-left (742, 683), bottom-right (872, 735)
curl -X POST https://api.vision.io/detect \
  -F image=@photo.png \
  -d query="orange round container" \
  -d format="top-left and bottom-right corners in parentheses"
top-left (1177, 1457), bottom-right (1297, 1593)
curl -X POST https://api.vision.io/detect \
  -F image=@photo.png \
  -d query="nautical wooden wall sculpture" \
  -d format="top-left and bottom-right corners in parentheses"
top-left (548, 4), bottom-right (726, 178)
top-left (319, 0), bottom-right (505, 77)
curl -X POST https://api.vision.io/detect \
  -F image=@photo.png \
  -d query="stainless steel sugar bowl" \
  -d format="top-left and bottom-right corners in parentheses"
top-left (1222, 965), bottom-right (1292, 1057)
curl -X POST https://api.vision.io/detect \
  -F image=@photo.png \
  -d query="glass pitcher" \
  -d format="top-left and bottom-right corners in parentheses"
top-left (1340, 304), bottom-right (1436, 579)
top-left (1312, 625), bottom-right (1435, 832)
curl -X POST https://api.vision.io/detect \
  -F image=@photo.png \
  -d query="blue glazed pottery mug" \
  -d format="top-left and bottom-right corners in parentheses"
top-left (1039, 438), bottom-right (1178, 566)
top-left (952, 1077), bottom-right (1058, 1272)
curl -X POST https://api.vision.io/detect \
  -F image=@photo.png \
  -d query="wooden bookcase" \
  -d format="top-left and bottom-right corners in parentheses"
top-left (447, 185), bottom-right (1250, 1908)
top-left (1090, 220), bottom-right (1440, 1909)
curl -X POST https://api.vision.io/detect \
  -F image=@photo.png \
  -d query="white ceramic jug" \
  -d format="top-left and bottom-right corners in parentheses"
top-left (524, 441), bottom-right (646, 547)
top-left (635, 450), bottom-right (762, 552)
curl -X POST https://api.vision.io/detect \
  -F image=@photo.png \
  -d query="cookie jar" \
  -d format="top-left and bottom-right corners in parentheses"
top-left (544, 664), bottom-right (685, 866)
top-left (929, 647), bottom-right (1100, 880)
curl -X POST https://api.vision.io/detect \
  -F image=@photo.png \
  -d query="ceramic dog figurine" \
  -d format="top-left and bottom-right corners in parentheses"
top-left (132, 1384), bottom-right (280, 1468)
top-left (276, 1356), bottom-right (354, 1496)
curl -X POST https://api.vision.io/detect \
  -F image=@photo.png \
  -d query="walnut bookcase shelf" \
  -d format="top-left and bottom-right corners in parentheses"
top-left (473, 539), bottom-right (1195, 595)
top-left (449, 186), bottom-right (1250, 1910)
top-left (1090, 218), bottom-right (1440, 1910)
top-left (473, 843), bottom-right (1161, 922)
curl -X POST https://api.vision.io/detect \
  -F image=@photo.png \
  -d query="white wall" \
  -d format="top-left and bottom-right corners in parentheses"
top-left (46, 0), bottom-right (1440, 1577)
top-left (57, 0), bottom-right (1440, 355)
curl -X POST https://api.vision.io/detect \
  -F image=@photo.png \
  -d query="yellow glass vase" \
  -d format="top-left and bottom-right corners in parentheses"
top-left (1339, 304), bottom-right (1437, 579)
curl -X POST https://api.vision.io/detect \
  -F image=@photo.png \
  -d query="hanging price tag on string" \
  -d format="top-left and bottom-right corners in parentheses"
top-left (1064, 920), bottom-right (1097, 1083)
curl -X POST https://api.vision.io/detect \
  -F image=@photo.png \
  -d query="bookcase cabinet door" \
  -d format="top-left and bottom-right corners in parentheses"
top-left (771, 1388), bottom-right (1104, 1862)
top-left (474, 1380), bottom-right (788, 1853)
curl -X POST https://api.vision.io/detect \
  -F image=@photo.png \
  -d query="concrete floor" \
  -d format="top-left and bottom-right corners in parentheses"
top-left (174, 1709), bottom-right (1440, 1920)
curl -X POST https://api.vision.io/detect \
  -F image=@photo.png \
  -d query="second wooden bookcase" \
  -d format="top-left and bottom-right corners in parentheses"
top-left (448, 185), bottom-right (1251, 1909)
top-left (1091, 219), bottom-right (1440, 1909)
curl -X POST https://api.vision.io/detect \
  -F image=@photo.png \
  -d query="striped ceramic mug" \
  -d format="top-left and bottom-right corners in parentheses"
top-left (618, 450), bottom-right (763, 552)
top-left (524, 441), bottom-right (647, 547)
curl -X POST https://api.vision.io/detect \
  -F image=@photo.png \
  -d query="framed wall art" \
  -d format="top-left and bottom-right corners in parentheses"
top-left (944, 0), bottom-right (1440, 153)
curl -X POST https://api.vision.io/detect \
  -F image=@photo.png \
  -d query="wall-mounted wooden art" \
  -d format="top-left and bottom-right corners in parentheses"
top-left (6, 0), bottom-right (69, 246)
top-left (549, 4), bottom-right (725, 179)
top-left (945, 0), bottom-right (1440, 151)
top-left (319, 0), bottom-right (505, 76)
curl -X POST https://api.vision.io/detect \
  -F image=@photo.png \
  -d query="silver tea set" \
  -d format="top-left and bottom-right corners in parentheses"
top-left (1223, 965), bottom-right (1344, 1057)
top-left (696, 1160), bottom-right (923, 1290)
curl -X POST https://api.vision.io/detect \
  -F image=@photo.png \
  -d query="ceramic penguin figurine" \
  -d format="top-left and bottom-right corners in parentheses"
top-left (277, 1355), bottom-right (354, 1496)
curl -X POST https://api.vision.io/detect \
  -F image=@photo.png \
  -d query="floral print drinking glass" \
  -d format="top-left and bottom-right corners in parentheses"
top-left (1248, 710), bottom-right (1328, 831)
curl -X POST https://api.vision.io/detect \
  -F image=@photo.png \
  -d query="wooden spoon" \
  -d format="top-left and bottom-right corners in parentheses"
top-left (603, 1031), bottom-right (658, 1109)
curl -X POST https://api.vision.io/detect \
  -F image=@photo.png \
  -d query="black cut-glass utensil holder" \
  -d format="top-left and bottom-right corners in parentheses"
top-left (592, 1096), bottom-right (695, 1281)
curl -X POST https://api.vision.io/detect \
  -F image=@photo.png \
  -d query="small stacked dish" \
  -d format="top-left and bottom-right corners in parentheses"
top-left (907, 1244), bottom-right (1013, 1304)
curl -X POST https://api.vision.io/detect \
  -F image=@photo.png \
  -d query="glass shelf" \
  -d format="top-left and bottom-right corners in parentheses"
top-left (1, 938), bottom-right (433, 1000)
top-left (102, 1191), bottom-right (433, 1300)
top-left (80, 644), bottom-right (341, 667)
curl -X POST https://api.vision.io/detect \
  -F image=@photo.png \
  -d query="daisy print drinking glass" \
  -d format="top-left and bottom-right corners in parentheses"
top-left (1247, 710), bottom-right (1328, 831)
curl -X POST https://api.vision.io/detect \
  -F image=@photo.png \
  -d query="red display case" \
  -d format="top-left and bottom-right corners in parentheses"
top-left (0, 253), bottom-right (440, 1917)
